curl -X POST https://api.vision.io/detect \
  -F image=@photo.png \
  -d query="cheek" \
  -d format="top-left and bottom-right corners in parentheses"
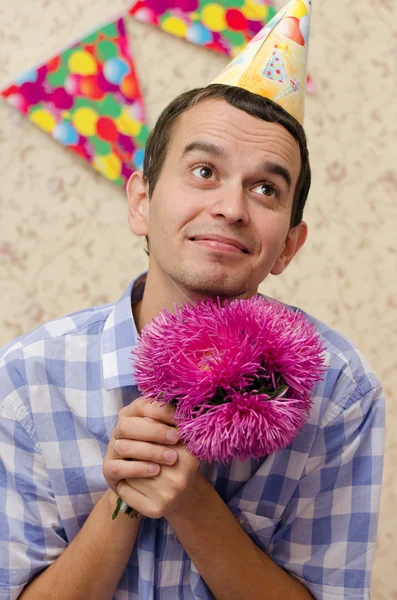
top-left (160, 194), bottom-right (204, 230)
top-left (148, 197), bottom-right (192, 240)
top-left (256, 219), bottom-right (289, 254)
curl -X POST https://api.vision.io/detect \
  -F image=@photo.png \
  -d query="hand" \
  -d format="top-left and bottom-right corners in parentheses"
top-left (119, 440), bottom-right (200, 519)
top-left (103, 396), bottom-right (181, 497)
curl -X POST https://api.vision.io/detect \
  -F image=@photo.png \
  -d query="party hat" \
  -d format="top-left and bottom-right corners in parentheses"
top-left (212, 0), bottom-right (311, 124)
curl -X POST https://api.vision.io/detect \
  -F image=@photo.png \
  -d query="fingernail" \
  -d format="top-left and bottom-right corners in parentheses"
top-left (148, 464), bottom-right (160, 474)
top-left (167, 429), bottom-right (179, 443)
top-left (164, 450), bottom-right (176, 463)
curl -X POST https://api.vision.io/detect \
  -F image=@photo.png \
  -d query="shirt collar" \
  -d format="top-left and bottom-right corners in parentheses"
top-left (101, 274), bottom-right (270, 391)
top-left (101, 272), bottom-right (147, 390)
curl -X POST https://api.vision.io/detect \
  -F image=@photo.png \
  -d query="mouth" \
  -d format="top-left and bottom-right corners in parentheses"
top-left (189, 235), bottom-right (249, 254)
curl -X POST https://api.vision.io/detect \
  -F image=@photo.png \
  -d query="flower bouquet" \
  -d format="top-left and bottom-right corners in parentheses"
top-left (112, 295), bottom-right (325, 519)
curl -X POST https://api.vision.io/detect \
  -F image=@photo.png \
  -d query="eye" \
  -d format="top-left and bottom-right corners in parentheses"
top-left (192, 165), bottom-right (215, 180)
top-left (252, 182), bottom-right (279, 198)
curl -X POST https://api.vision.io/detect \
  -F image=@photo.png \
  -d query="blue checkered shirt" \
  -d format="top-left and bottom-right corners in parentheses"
top-left (0, 273), bottom-right (384, 600)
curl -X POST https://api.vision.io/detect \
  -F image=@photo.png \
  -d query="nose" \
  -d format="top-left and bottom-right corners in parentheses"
top-left (209, 184), bottom-right (249, 225)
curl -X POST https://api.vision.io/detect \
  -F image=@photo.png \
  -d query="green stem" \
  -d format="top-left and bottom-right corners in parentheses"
top-left (112, 497), bottom-right (139, 520)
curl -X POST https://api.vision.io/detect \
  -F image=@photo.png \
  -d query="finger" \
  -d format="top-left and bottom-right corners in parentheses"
top-left (111, 439), bottom-right (178, 465)
top-left (119, 396), bottom-right (176, 424)
top-left (117, 481), bottom-right (162, 520)
top-left (106, 458), bottom-right (161, 484)
top-left (117, 481), bottom-right (148, 511)
top-left (115, 416), bottom-right (179, 445)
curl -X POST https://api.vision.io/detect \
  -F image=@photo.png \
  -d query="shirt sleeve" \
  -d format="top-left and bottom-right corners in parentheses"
top-left (229, 383), bottom-right (384, 600)
top-left (0, 386), bottom-right (68, 599)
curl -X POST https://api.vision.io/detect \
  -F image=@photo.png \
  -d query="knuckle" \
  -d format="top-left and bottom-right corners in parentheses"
top-left (118, 405), bottom-right (130, 419)
top-left (117, 480), bottom-right (126, 498)
top-left (142, 505), bottom-right (152, 518)
top-left (134, 396), bottom-right (147, 412)
top-left (118, 397), bottom-right (141, 419)
top-left (171, 473), bottom-right (187, 493)
top-left (145, 506), bottom-right (161, 519)
top-left (162, 489), bottom-right (175, 506)
top-left (117, 416), bottom-right (130, 437)
top-left (118, 406), bottom-right (125, 417)
top-left (109, 461), bottom-right (122, 478)
top-left (139, 396), bottom-right (151, 407)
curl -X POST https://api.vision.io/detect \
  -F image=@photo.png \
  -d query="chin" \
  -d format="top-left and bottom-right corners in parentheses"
top-left (174, 266), bottom-right (256, 300)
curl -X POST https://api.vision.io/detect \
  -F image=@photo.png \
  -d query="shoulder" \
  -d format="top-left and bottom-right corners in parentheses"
top-left (1, 302), bottom-right (114, 359)
top-left (0, 302), bottom-right (115, 402)
top-left (290, 305), bottom-right (383, 425)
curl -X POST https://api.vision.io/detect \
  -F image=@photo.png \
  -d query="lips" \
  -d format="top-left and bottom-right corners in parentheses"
top-left (189, 235), bottom-right (249, 253)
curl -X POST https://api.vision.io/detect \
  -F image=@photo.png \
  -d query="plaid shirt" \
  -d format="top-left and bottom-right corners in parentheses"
top-left (0, 273), bottom-right (384, 600)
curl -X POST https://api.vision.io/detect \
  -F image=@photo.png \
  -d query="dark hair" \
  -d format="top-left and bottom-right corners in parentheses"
top-left (142, 84), bottom-right (311, 250)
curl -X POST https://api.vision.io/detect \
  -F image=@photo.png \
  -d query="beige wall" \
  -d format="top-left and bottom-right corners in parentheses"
top-left (0, 0), bottom-right (395, 596)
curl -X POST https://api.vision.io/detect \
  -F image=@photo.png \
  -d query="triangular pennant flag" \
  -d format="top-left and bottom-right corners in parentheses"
top-left (1, 18), bottom-right (148, 186)
top-left (129, 0), bottom-right (278, 57)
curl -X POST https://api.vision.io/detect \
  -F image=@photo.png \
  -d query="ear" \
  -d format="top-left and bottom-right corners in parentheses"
top-left (126, 171), bottom-right (149, 236)
top-left (270, 221), bottom-right (308, 276)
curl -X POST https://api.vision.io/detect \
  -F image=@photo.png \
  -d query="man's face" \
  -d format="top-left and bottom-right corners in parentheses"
top-left (130, 98), bottom-right (306, 300)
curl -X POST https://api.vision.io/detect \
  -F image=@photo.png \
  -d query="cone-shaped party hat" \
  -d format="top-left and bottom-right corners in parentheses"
top-left (212, 0), bottom-right (311, 125)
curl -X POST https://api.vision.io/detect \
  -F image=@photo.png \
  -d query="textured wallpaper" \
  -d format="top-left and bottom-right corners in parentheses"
top-left (0, 0), bottom-right (396, 597)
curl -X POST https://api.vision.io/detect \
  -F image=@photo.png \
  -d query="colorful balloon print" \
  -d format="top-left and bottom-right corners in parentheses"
top-left (129, 0), bottom-right (278, 57)
top-left (1, 18), bottom-right (148, 186)
top-left (299, 14), bottom-right (310, 45)
top-left (53, 122), bottom-right (79, 145)
top-left (103, 58), bottom-right (130, 85)
top-left (278, 16), bottom-right (305, 46)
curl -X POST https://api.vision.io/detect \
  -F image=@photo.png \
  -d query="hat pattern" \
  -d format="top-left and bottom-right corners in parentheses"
top-left (263, 46), bottom-right (287, 83)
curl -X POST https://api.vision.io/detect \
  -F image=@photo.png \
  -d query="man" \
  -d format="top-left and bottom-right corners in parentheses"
top-left (0, 2), bottom-right (384, 599)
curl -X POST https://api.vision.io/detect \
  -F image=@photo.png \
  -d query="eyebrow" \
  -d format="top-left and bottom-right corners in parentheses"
top-left (261, 160), bottom-right (292, 192)
top-left (181, 141), bottom-right (293, 191)
top-left (181, 141), bottom-right (227, 160)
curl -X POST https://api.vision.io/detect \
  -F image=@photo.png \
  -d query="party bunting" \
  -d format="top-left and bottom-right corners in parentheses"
top-left (129, 0), bottom-right (278, 57)
top-left (129, 0), bottom-right (315, 92)
top-left (1, 18), bottom-right (149, 186)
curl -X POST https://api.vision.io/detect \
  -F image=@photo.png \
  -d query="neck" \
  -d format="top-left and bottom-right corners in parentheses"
top-left (132, 268), bottom-right (198, 335)
top-left (132, 264), bottom-right (258, 334)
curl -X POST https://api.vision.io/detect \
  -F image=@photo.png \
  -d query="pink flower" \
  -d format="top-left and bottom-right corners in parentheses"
top-left (132, 296), bottom-right (325, 463)
top-left (175, 392), bottom-right (309, 463)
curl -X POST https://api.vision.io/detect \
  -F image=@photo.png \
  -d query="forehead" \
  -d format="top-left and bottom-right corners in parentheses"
top-left (168, 98), bottom-right (301, 180)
